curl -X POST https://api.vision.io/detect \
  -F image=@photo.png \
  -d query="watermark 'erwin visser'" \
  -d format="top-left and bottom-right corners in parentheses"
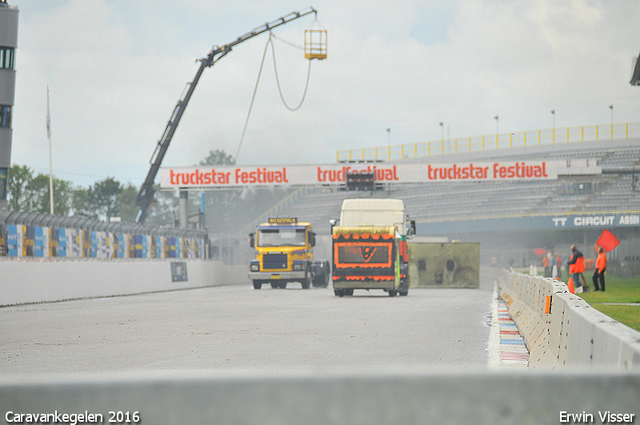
top-left (559, 410), bottom-right (635, 423)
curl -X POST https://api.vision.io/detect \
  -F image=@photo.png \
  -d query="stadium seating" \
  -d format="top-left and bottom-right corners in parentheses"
top-left (240, 139), bottom-right (640, 235)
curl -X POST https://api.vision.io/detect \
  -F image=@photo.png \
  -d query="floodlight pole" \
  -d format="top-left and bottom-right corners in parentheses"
top-left (551, 110), bottom-right (555, 143)
top-left (609, 104), bottom-right (614, 138)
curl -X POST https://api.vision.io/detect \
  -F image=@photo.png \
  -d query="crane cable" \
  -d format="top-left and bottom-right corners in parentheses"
top-left (271, 35), bottom-right (313, 111)
top-left (235, 32), bottom-right (312, 162)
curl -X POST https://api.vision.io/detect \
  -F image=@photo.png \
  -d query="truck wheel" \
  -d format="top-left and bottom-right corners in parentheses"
top-left (399, 277), bottom-right (409, 296)
top-left (334, 289), bottom-right (343, 297)
top-left (270, 281), bottom-right (278, 289)
top-left (253, 280), bottom-right (262, 290)
top-left (312, 261), bottom-right (330, 288)
top-left (302, 273), bottom-right (311, 289)
top-left (344, 289), bottom-right (354, 296)
top-left (312, 269), bottom-right (324, 288)
top-left (388, 290), bottom-right (397, 297)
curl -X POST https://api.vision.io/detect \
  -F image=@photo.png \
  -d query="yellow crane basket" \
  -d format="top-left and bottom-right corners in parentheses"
top-left (305, 28), bottom-right (327, 60)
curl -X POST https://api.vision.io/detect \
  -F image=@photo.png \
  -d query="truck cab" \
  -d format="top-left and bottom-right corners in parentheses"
top-left (331, 199), bottom-right (415, 296)
top-left (248, 217), bottom-right (328, 289)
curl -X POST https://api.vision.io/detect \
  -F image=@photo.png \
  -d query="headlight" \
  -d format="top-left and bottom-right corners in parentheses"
top-left (250, 263), bottom-right (259, 271)
top-left (292, 262), bottom-right (304, 271)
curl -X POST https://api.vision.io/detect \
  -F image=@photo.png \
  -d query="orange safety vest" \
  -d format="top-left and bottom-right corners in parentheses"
top-left (575, 255), bottom-right (585, 273)
top-left (569, 251), bottom-right (584, 274)
top-left (596, 252), bottom-right (607, 272)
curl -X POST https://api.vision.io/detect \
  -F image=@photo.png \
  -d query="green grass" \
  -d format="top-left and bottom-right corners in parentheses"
top-left (577, 272), bottom-right (640, 332)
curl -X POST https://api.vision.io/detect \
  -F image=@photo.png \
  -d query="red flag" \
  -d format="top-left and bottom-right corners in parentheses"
top-left (596, 229), bottom-right (620, 252)
top-left (534, 248), bottom-right (547, 256)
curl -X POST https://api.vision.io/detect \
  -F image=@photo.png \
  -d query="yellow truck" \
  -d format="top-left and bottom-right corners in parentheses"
top-left (331, 199), bottom-right (415, 297)
top-left (248, 217), bottom-right (330, 289)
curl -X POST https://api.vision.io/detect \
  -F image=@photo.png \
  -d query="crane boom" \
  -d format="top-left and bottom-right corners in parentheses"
top-left (135, 7), bottom-right (318, 224)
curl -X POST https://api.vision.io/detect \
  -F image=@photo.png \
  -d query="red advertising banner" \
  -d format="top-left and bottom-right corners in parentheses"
top-left (159, 161), bottom-right (559, 188)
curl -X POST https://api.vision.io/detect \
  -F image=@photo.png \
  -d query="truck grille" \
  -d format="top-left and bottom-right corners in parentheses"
top-left (263, 253), bottom-right (288, 270)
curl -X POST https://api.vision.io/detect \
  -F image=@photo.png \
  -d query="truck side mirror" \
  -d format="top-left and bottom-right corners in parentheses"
top-left (248, 233), bottom-right (255, 248)
top-left (408, 220), bottom-right (416, 237)
top-left (309, 231), bottom-right (316, 247)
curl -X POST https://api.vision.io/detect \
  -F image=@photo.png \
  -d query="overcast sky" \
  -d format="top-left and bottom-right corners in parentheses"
top-left (7, 0), bottom-right (640, 187)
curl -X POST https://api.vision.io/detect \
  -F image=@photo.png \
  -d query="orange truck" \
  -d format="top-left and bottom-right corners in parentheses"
top-left (331, 199), bottom-right (415, 297)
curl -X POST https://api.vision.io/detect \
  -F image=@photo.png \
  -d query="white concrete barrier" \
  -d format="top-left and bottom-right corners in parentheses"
top-left (0, 259), bottom-right (247, 306)
top-left (497, 269), bottom-right (640, 369)
top-left (1, 369), bottom-right (639, 425)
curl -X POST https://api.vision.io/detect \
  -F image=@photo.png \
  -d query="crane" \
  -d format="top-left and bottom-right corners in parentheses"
top-left (135, 7), bottom-right (318, 224)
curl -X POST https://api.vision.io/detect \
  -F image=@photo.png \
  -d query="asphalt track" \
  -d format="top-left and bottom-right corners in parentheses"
top-left (0, 268), bottom-right (497, 374)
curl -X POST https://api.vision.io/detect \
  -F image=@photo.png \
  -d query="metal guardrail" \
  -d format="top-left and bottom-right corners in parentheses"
top-left (0, 210), bottom-right (206, 239)
top-left (0, 210), bottom-right (208, 260)
top-left (337, 122), bottom-right (640, 162)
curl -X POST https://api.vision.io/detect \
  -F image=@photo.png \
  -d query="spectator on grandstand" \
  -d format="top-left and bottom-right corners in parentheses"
top-left (593, 245), bottom-right (607, 292)
top-left (568, 245), bottom-right (588, 293)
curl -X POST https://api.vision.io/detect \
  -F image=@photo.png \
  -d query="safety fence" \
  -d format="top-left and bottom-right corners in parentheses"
top-left (497, 269), bottom-right (640, 369)
top-left (0, 210), bottom-right (208, 260)
top-left (337, 122), bottom-right (640, 162)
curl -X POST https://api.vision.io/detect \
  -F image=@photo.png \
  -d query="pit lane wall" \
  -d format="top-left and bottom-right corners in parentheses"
top-left (0, 211), bottom-right (248, 306)
top-left (496, 269), bottom-right (640, 369)
top-left (0, 259), bottom-right (247, 306)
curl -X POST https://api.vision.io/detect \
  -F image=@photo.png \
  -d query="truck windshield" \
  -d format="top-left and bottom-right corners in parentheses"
top-left (258, 228), bottom-right (306, 247)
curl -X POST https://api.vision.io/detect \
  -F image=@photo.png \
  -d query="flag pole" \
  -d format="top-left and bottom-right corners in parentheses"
top-left (47, 86), bottom-right (54, 215)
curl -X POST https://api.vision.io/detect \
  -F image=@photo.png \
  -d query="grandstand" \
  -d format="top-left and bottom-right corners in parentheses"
top-left (236, 138), bottom-right (640, 271)
top-left (242, 139), bottom-right (640, 232)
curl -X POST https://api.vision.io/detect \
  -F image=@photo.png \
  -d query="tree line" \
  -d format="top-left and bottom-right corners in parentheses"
top-left (5, 149), bottom-right (235, 227)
